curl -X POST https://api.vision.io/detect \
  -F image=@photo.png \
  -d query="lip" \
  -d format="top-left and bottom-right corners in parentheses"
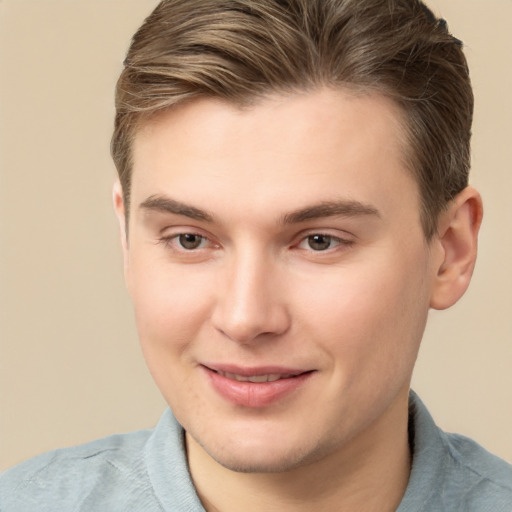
top-left (201, 364), bottom-right (314, 408)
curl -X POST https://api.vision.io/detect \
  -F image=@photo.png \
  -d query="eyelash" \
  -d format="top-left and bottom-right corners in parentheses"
top-left (159, 232), bottom-right (213, 251)
top-left (158, 231), bottom-right (354, 254)
top-left (296, 233), bottom-right (354, 252)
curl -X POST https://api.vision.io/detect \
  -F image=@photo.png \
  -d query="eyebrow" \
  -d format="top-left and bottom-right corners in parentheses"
top-left (139, 195), bottom-right (213, 222)
top-left (281, 200), bottom-right (380, 224)
top-left (139, 195), bottom-right (380, 225)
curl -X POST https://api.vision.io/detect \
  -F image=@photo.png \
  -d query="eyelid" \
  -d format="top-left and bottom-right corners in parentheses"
top-left (156, 226), bottom-right (355, 253)
top-left (294, 227), bottom-right (355, 244)
top-left (296, 234), bottom-right (353, 250)
top-left (158, 227), bottom-right (219, 251)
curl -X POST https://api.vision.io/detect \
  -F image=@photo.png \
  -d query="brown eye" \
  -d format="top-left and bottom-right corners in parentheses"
top-left (178, 233), bottom-right (204, 250)
top-left (307, 234), bottom-right (333, 251)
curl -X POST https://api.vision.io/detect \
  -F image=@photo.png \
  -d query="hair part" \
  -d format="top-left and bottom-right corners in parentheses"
top-left (112, 0), bottom-right (473, 239)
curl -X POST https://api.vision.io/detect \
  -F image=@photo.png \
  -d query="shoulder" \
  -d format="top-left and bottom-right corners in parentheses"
top-left (0, 428), bottom-right (157, 512)
top-left (0, 409), bottom-right (203, 512)
top-left (403, 392), bottom-right (512, 512)
top-left (441, 430), bottom-right (512, 509)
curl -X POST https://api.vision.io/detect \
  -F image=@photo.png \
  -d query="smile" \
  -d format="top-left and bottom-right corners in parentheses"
top-left (214, 371), bottom-right (296, 383)
top-left (203, 365), bottom-right (314, 407)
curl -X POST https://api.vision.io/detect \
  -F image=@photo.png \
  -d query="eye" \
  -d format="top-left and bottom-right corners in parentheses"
top-left (297, 233), bottom-right (351, 252)
top-left (176, 233), bottom-right (207, 250)
top-left (306, 234), bottom-right (336, 251)
top-left (159, 232), bottom-right (211, 251)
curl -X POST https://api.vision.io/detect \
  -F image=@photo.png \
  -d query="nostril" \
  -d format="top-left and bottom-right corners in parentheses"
top-left (211, 274), bottom-right (291, 342)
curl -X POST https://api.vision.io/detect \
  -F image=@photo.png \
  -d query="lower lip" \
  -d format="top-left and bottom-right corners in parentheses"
top-left (203, 367), bottom-right (313, 408)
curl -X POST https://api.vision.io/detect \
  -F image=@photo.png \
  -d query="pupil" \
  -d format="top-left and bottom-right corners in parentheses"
top-left (179, 234), bottom-right (202, 249)
top-left (308, 234), bottom-right (331, 251)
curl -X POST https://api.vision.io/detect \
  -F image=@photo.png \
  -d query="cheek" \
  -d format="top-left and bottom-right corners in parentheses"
top-left (299, 254), bottom-right (431, 376)
top-left (127, 257), bottom-right (213, 359)
top-left (127, 261), bottom-right (216, 414)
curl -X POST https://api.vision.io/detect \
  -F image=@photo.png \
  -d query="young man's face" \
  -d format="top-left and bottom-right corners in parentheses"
top-left (117, 88), bottom-right (444, 472)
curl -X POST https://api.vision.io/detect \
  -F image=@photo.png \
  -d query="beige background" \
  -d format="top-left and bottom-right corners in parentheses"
top-left (0, 0), bottom-right (510, 471)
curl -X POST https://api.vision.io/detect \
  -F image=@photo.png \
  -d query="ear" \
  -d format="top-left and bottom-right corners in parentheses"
top-left (430, 186), bottom-right (483, 310)
top-left (112, 181), bottom-right (130, 277)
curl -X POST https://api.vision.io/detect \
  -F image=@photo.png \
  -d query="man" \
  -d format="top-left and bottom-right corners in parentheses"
top-left (1, 0), bottom-right (511, 510)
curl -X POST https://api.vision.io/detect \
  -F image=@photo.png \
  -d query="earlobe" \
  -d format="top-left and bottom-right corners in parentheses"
top-left (429, 187), bottom-right (483, 310)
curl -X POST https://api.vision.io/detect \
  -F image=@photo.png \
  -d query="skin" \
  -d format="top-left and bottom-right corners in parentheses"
top-left (114, 88), bottom-right (482, 512)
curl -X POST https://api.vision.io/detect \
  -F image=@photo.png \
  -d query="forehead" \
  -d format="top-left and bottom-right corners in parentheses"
top-left (130, 88), bottom-right (419, 223)
top-left (135, 88), bottom-right (407, 158)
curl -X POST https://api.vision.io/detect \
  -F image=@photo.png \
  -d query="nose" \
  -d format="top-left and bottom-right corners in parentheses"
top-left (211, 249), bottom-right (291, 344)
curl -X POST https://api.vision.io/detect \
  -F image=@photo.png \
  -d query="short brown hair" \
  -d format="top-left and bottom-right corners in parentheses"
top-left (112, 0), bottom-right (472, 239)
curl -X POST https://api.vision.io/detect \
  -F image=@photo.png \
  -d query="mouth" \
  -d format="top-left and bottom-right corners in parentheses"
top-left (213, 370), bottom-right (299, 383)
top-left (202, 364), bottom-right (314, 407)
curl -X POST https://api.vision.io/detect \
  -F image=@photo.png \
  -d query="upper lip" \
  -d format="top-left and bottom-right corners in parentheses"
top-left (202, 363), bottom-right (310, 378)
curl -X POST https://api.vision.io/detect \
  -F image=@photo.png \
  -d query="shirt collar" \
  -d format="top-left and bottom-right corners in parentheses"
top-left (145, 391), bottom-right (446, 512)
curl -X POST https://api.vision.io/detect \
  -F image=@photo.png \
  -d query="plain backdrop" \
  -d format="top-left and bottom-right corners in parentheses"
top-left (0, 0), bottom-right (511, 471)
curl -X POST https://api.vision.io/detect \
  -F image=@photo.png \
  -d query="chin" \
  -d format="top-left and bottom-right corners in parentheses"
top-left (191, 428), bottom-right (331, 474)
top-left (208, 449), bottom-right (310, 474)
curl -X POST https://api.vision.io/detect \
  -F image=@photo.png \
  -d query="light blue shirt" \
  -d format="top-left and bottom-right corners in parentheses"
top-left (1, 392), bottom-right (511, 511)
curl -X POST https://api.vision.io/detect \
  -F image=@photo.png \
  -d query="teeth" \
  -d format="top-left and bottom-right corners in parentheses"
top-left (217, 371), bottom-right (293, 382)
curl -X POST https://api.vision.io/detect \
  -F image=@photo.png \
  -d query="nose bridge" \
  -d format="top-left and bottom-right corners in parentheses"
top-left (213, 244), bottom-right (289, 343)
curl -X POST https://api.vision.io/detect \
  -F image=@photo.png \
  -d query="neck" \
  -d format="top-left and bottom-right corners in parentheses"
top-left (187, 392), bottom-right (411, 512)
